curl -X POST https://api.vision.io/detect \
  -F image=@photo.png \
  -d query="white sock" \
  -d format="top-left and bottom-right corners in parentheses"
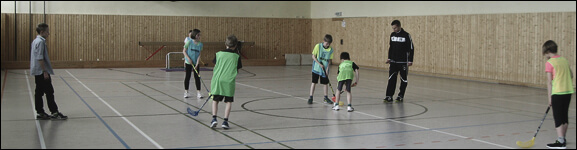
top-left (557, 137), bottom-right (565, 143)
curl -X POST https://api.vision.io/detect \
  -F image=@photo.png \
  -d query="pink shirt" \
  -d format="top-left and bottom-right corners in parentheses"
top-left (545, 55), bottom-right (560, 79)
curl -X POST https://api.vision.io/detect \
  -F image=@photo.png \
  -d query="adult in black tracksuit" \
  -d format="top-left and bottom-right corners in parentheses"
top-left (384, 20), bottom-right (414, 102)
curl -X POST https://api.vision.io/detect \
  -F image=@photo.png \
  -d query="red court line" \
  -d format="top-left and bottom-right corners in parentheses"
top-left (1, 69), bottom-right (7, 104)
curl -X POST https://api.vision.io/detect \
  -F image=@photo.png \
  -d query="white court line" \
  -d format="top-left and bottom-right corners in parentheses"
top-left (236, 82), bottom-right (514, 149)
top-left (362, 78), bottom-right (577, 112)
top-left (24, 71), bottom-right (47, 149)
top-left (65, 70), bottom-right (164, 149)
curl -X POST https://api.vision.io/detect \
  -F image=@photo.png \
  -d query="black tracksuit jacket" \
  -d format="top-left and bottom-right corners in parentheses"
top-left (388, 28), bottom-right (414, 63)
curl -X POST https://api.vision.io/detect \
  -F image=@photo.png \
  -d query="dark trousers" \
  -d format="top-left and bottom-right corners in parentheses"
top-left (386, 63), bottom-right (408, 97)
top-left (184, 64), bottom-right (201, 91)
top-left (35, 75), bottom-right (58, 114)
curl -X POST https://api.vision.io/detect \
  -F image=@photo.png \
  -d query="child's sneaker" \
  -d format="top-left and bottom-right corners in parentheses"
top-left (395, 96), bottom-right (403, 102)
top-left (36, 112), bottom-right (51, 120)
top-left (222, 121), bottom-right (229, 129)
top-left (383, 96), bottom-right (393, 103)
top-left (323, 97), bottom-right (334, 104)
top-left (347, 106), bottom-right (354, 112)
top-left (546, 140), bottom-right (566, 149)
top-left (307, 98), bottom-right (313, 104)
top-left (51, 112), bottom-right (68, 120)
top-left (332, 104), bottom-right (339, 111)
top-left (210, 118), bottom-right (217, 128)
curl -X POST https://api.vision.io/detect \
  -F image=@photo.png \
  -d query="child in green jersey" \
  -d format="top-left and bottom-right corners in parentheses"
top-left (308, 34), bottom-right (335, 105)
top-left (332, 52), bottom-right (359, 112)
top-left (542, 40), bottom-right (574, 149)
top-left (209, 34), bottom-right (242, 129)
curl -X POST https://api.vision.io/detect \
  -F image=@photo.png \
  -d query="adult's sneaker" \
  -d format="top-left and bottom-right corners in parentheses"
top-left (307, 98), bottom-right (313, 104)
top-left (51, 112), bottom-right (68, 120)
top-left (383, 96), bottom-right (393, 103)
top-left (184, 92), bottom-right (190, 98)
top-left (324, 97), bottom-right (334, 104)
top-left (332, 104), bottom-right (339, 111)
top-left (222, 121), bottom-right (229, 129)
top-left (546, 140), bottom-right (566, 149)
top-left (395, 96), bottom-right (404, 102)
top-left (347, 106), bottom-right (354, 112)
top-left (36, 112), bottom-right (51, 120)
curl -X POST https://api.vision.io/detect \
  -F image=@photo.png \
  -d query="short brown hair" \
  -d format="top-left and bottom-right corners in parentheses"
top-left (323, 34), bottom-right (333, 43)
top-left (36, 23), bottom-right (48, 34)
top-left (542, 40), bottom-right (558, 54)
top-left (226, 34), bottom-right (238, 48)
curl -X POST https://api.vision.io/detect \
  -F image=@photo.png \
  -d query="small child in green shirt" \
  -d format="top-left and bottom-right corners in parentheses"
top-left (209, 34), bottom-right (243, 129)
top-left (332, 52), bottom-right (359, 112)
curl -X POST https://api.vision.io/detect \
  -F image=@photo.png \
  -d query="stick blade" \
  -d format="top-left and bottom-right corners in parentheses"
top-left (187, 107), bottom-right (198, 116)
top-left (516, 137), bottom-right (535, 148)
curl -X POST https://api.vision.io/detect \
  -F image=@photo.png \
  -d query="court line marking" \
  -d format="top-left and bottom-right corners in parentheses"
top-left (65, 70), bottom-right (163, 149)
top-left (24, 70), bottom-right (47, 149)
top-left (361, 78), bottom-right (575, 112)
top-left (179, 118), bottom-right (540, 149)
top-left (236, 82), bottom-right (514, 149)
top-left (59, 75), bottom-right (130, 148)
top-left (125, 82), bottom-right (269, 149)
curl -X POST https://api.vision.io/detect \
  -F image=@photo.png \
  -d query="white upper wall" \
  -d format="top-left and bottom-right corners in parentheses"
top-left (0, 1), bottom-right (311, 18)
top-left (311, 1), bottom-right (576, 18)
top-left (2, 1), bottom-right (575, 18)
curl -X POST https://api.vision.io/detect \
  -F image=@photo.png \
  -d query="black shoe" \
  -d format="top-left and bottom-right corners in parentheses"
top-left (323, 97), bottom-right (334, 104)
top-left (36, 112), bottom-right (51, 120)
top-left (546, 140), bottom-right (566, 149)
top-left (383, 96), bottom-right (393, 103)
top-left (395, 96), bottom-right (403, 102)
top-left (307, 98), bottom-right (313, 104)
top-left (210, 118), bottom-right (218, 128)
top-left (222, 121), bottom-right (229, 129)
top-left (51, 112), bottom-right (68, 120)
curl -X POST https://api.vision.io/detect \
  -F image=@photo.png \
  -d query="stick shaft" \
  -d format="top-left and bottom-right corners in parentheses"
top-left (533, 106), bottom-right (550, 137)
top-left (320, 66), bottom-right (336, 97)
top-left (189, 63), bottom-right (211, 93)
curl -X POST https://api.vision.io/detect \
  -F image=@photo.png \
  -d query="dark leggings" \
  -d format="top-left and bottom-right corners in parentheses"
top-left (184, 64), bottom-right (201, 91)
top-left (551, 94), bottom-right (572, 128)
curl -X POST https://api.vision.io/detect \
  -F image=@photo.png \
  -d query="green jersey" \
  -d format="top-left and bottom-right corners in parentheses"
top-left (210, 50), bottom-right (240, 97)
top-left (337, 60), bottom-right (355, 81)
top-left (546, 56), bottom-right (574, 95)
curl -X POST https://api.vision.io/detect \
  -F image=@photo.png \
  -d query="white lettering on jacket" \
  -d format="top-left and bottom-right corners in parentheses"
top-left (391, 36), bottom-right (405, 42)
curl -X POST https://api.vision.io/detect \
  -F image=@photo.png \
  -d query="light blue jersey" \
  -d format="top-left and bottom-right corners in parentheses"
top-left (184, 39), bottom-right (203, 65)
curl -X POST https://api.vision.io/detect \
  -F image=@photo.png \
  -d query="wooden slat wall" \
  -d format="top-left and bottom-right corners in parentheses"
top-left (0, 14), bottom-right (312, 67)
top-left (1, 12), bottom-right (575, 88)
top-left (313, 12), bottom-right (576, 88)
top-left (1, 13), bottom-right (6, 60)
